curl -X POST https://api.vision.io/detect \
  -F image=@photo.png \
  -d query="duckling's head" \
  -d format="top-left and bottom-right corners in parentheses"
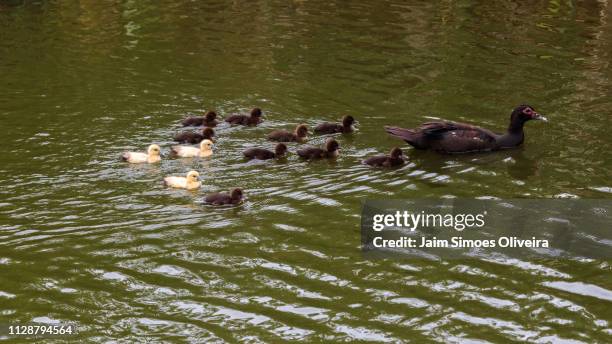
top-left (326, 138), bottom-right (339, 152)
top-left (251, 108), bottom-right (263, 118)
top-left (230, 188), bottom-right (244, 201)
top-left (295, 124), bottom-right (309, 138)
top-left (204, 111), bottom-right (217, 121)
top-left (200, 139), bottom-right (214, 151)
top-left (202, 127), bottom-right (215, 139)
top-left (390, 147), bottom-right (403, 159)
top-left (342, 115), bottom-right (355, 127)
top-left (275, 143), bottom-right (288, 156)
top-left (186, 170), bottom-right (200, 182)
top-left (148, 144), bottom-right (161, 156)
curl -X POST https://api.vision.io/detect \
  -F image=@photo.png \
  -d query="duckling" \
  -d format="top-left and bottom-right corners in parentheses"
top-left (243, 143), bottom-right (287, 160)
top-left (314, 115), bottom-right (355, 134)
top-left (267, 124), bottom-right (308, 142)
top-left (297, 138), bottom-right (339, 159)
top-left (173, 127), bottom-right (215, 144)
top-left (363, 147), bottom-right (405, 167)
top-left (225, 108), bottom-right (263, 126)
top-left (204, 188), bottom-right (244, 205)
top-left (121, 144), bottom-right (161, 164)
top-left (171, 139), bottom-right (213, 158)
top-left (163, 170), bottom-right (201, 190)
top-left (181, 110), bottom-right (219, 127)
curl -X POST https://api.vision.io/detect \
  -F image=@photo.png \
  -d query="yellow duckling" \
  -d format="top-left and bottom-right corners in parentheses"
top-left (121, 144), bottom-right (161, 164)
top-left (171, 139), bottom-right (213, 158)
top-left (163, 170), bottom-right (201, 190)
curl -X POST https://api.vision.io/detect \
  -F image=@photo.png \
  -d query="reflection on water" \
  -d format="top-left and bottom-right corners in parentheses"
top-left (1, 0), bottom-right (611, 342)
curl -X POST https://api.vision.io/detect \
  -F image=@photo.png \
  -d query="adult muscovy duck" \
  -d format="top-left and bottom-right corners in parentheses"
top-left (384, 105), bottom-right (547, 154)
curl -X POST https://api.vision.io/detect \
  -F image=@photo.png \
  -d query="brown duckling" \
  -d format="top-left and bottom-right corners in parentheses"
top-left (204, 188), bottom-right (244, 206)
top-left (267, 124), bottom-right (308, 142)
top-left (181, 110), bottom-right (220, 127)
top-left (225, 108), bottom-right (263, 126)
top-left (314, 115), bottom-right (355, 134)
top-left (173, 127), bottom-right (215, 144)
top-left (243, 143), bottom-right (287, 160)
top-left (363, 147), bottom-right (405, 167)
top-left (297, 138), bottom-right (339, 160)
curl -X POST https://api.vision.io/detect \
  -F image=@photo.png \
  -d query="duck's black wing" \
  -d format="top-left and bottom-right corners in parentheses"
top-left (386, 121), bottom-right (498, 153)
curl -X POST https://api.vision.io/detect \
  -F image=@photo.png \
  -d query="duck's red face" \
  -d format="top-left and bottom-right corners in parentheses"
top-left (519, 105), bottom-right (547, 121)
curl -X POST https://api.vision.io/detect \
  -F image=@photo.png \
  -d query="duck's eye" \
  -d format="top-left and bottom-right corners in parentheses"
top-left (524, 108), bottom-right (533, 115)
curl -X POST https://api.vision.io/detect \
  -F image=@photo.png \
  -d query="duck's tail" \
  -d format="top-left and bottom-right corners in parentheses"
top-left (385, 126), bottom-right (420, 148)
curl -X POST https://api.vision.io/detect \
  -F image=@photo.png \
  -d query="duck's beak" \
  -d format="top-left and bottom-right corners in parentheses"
top-left (533, 113), bottom-right (548, 122)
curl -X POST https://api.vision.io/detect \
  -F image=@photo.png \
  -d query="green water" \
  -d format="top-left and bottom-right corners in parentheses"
top-left (1, 0), bottom-right (611, 342)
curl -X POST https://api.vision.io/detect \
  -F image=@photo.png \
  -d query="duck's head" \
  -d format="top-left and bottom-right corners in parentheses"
top-left (390, 147), bottom-right (403, 159)
top-left (147, 144), bottom-right (161, 156)
top-left (326, 138), bottom-right (340, 152)
top-left (251, 108), bottom-right (263, 118)
top-left (342, 115), bottom-right (355, 127)
top-left (512, 105), bottom-right (547, 123)
top-left (295, 124), bottom-right (309, 138)
top-left (200, 139), bottom-right (214, 151)
top-left (204, 111), bottom-right (217, 121)
top-left (230, 188), bottom-right (244, 201)
top-left (186, 170), bottom-right (200, 182)
top-left (275, 143), bottom-right (288, 156)
top-left (202, 127), bottom-right (215, 139)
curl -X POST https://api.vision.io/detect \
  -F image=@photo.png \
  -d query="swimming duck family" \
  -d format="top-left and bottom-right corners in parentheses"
top-left (122, 104), bottom-right (547, 206)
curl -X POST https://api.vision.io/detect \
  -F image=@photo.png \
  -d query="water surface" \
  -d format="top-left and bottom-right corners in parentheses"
top-left (1, 0), bottom-right (611, 342)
